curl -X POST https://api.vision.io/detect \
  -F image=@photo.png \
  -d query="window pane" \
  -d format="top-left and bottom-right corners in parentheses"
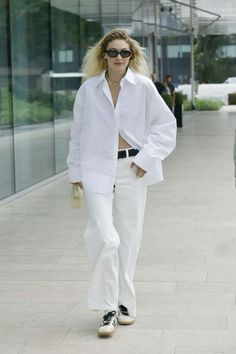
top-left (0, 0), bottom-right (15, 200)
top-left (51, 0), bottom-right (102, 173)
top-left (10, 0), bottom-right (55, 192)
top-left (51, 1), bottom-right (80, 173)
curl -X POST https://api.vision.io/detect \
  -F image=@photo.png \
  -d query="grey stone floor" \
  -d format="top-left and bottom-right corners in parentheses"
top-left (0, 109), bottom-right (236, 354)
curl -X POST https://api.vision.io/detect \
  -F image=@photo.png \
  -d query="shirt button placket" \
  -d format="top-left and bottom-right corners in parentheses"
top-left (112, 110), bottom-right (119, 182)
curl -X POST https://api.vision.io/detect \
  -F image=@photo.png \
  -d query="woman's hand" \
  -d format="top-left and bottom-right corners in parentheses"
top-left (72, 182), bottom-right (83, 189)
top-left (130, 162), bottom-right (146, 178)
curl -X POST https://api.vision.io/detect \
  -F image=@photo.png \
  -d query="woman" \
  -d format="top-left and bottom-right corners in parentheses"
top-left (163, 74), bottom-right (175, 110)
top-left (67, 29), bottom-right (176, 337)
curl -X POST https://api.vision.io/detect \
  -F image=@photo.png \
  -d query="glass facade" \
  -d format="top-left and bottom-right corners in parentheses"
top-left (0, 0), bottom-right (15, 199)
top-left (1, 0), bottom-right (235, 200)
top-left (11, 0), bottom-right (55, 191)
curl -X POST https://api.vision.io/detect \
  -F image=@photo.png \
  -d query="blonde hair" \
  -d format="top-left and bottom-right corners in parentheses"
top-left (81, 29), bottom-right (150, 80)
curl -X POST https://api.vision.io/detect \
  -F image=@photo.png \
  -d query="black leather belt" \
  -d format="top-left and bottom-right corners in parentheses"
top-left (118, 148), bottom-right (139, 159)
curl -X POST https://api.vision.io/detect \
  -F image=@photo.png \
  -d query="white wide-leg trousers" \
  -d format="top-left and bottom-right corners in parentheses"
top-left (84, 157), bottom-right (147, 317)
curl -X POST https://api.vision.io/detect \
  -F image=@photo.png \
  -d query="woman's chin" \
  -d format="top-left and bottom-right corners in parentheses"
top-left (110, 63), bottom-right (127, 71)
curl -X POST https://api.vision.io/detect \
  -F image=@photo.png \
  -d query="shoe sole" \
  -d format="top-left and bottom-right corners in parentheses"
top-left (98, 328), bottom-right (115, 338)
top-left (117, 317), bottom-right (135, 325)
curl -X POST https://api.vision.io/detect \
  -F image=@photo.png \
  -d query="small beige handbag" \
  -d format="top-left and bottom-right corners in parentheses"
top-left (71, 185), bottom-right (83, 208)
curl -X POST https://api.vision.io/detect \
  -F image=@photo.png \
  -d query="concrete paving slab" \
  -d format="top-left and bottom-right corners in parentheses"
top-left (175, 347), bottom-right (236, 354)
top-left (0, 110), bottom-right (235, 352)
top-left (0, 344), bottom-right (24, 354)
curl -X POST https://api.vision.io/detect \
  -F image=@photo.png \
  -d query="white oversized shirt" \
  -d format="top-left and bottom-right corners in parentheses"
top-left (67, 68), bottom-right (177, 193)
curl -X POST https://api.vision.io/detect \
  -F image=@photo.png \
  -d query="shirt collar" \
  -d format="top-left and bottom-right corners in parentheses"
top-left (95, 67), bottom-right (135, 87)
top-left (123, 68), bottom-right (135, 85)
top-left (95, 70), bottom-right (106, 86)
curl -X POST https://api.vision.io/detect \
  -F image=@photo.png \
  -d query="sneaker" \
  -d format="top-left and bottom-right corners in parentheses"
top-left (117, 305), bottom-right (135, 325)
top-left (98, 311), bottom-right (117, 337)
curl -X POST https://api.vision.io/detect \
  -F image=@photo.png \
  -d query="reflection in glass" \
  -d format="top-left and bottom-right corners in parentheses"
top-left (51, 1), bottom-right (80, 173)
top-left (10, 0), bottom-right (55, 192)
top-left (0, 0), bottom-right (15, 200)
top-left (51, 0), bottom-right (102, 173)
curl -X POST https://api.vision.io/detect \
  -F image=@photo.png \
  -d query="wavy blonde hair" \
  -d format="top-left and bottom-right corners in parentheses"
top-left (82, 29), bottom-right (150, 80)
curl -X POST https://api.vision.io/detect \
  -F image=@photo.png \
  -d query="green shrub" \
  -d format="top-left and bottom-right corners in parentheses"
top-left (184, 98), bottom-right (224, 111)
top-left (13, 98), bottom-right (53, 125)
top-left (196, 98), bottom-right (224, 111)
top-left (53, 91), bottom-right (76, 115)
top-left (0, 88), bottom-right (13, 126)
top-left (228, 93), bottom-right (236, 105)
top-left (161, 93), bottom-right (173, 109)
top-left (0, 88), bottom-right (76, 127)
top-left (175, 92), bottom-right (184, 105)
top-left (183, 99), bottom-right (192, 111)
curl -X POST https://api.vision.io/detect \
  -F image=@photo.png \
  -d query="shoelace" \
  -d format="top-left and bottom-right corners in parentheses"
top-left (119, 305), bottom-right (129, 316)
top-left (100, 311), bottom-right (116, 326)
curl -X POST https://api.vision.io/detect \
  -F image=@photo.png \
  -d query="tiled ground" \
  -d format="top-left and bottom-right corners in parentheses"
top-left (0, 108), bottom-right (236, 354)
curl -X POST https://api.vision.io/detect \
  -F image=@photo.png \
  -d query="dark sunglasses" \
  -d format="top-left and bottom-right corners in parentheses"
top-left (105, 49), bottom-right (132, 58)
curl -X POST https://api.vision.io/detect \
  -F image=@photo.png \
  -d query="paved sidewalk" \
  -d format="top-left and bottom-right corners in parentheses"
top-left (0, 110), bottom-right (236, 354)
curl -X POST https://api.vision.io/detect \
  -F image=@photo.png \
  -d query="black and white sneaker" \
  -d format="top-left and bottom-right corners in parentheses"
top-left (117, 305), bottom-right (135, 325)
top-left (98, 311), bottom-right (117, 337)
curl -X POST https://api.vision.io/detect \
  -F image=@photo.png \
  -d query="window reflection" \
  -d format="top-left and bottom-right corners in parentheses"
top-left (51, 0), bottom-right (102, 173)
top-left (0, 0), bottom-right (15, 199)
top-left (10, 0), bottom-right (54, 191)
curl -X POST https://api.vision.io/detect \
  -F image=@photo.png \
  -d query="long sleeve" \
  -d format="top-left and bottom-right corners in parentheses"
top-left (132, 81), bottom-right (177, 173)
top-left (67, 85), bottom-right (85, 183)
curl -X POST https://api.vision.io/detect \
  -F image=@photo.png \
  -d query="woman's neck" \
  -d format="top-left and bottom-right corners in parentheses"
top-left (106, 69), bottom-right (127, 85)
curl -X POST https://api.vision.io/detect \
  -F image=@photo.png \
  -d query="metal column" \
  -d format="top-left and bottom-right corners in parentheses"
top-left (190, 0), bottom-right (196, 109)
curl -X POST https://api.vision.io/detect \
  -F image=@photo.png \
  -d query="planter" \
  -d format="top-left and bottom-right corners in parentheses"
top-left (228, 93), bottom-right (236, 105)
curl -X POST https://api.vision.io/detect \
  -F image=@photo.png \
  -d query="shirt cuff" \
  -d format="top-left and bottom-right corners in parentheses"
top-left (68, 167), bottom-right (82, 183)
top-left (132, 148), bottom-right (160, 172)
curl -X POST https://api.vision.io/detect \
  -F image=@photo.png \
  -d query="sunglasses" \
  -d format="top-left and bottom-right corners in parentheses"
top-left (105, 49), bottom-right (132, 58)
